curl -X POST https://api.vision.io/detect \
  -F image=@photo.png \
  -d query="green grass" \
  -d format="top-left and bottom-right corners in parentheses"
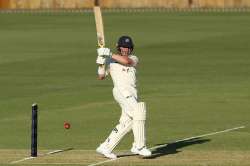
top-left (0, 11), bottom-right (250, 166)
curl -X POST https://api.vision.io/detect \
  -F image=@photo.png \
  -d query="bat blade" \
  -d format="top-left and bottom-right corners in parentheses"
top-left (94, 6), bottom-right (105, 47)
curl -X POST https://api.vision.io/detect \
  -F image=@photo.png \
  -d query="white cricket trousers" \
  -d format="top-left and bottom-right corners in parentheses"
top-left (100, 87), bottom-right (140, 153)
top-left (113, 87), bottom-right (138, 118)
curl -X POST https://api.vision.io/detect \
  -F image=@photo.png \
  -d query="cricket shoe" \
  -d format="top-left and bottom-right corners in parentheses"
top-left (96, 144), bottom-right (117, 159)
top-left (131, 143), bottom-right (152, 157)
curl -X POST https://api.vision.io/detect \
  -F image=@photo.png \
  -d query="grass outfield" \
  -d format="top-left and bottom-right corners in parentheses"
top-left (0, 11), bottom-right (250, 165)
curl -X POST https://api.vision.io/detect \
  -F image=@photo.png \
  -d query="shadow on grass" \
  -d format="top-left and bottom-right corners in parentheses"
top-left (118, 138), bottom-right (210, 158)
top-left (147, 138), bottom-right (210, 159)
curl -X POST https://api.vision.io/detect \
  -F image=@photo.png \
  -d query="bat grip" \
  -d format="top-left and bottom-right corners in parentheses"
top-left (99, 43), bottom-right (104, 48)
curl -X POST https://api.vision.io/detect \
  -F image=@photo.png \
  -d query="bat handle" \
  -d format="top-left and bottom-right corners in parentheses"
top-left (99, 44), bottom-right (104, 48)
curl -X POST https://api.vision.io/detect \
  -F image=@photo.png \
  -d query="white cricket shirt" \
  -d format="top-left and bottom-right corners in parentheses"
top-left (108, 55), bottom-right (139, 96)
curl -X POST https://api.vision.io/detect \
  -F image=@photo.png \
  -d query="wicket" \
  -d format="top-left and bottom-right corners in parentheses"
top-left (31, 103), bottom-right (38, 157)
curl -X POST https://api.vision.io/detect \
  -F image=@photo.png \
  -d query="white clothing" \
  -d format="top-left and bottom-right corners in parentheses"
top-left (109, 55), bottom-right (139, 116)
top-left (97, 54), bottom-right (150, 155)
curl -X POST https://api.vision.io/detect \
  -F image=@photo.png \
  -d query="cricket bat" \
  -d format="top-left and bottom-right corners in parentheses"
top-left (93, 0), bottom-right (105, 48)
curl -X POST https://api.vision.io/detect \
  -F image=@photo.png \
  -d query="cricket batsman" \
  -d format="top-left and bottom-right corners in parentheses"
top-left (95, 36), bottom-right (152, 159)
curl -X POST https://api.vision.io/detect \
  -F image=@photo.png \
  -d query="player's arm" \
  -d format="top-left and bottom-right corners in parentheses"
top-left (97, 65), bottom-right (106, 80)
top-left (96, 51), bottom-right (106, 80)
top-left (111, 54), bottom-right (134, 66)
top-left (97, 47), bottom-right (138, 66)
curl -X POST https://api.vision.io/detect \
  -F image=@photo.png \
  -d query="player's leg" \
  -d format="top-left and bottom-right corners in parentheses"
top-left (130, 102), bottom-right (151, 156)
top-left (96, 88), bottom-right (133, 158)
top-left (116, 88), bottom-right (151, 156)
top-left (97, 110), bottom-right (132, 159)
top-left (98, 110), bottom-right (132, 151)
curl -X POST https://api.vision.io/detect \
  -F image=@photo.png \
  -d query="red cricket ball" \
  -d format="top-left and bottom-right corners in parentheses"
top-left (64, 122), bottom-right (71, 129)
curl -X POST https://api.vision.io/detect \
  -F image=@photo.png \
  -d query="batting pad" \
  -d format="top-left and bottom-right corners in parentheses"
top-left (133, 102), bottom-right (146, 120)
top-left (103, 114), bottom-right (133, 153)
top-left (132, 102), bottom-right (146, 149)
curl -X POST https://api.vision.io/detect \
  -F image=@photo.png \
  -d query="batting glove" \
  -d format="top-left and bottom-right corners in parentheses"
top-left (96, 55), bottom-right (106, 65)
top-left (97, 47), bottom-right (112, 58)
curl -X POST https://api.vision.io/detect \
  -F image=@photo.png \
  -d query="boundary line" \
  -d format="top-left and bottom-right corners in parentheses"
top-left (87, 125), bottom-right (245, 166)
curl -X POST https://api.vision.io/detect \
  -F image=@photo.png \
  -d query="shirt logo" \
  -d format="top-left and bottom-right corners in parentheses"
top-left (122, 68), bottom-right (129, 72)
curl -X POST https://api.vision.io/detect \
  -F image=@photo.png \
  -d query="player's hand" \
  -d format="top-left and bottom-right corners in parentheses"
top-left (96, 55), bottom-right (106, 65)
top-left (97, 48), bottom-right (112, 58)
